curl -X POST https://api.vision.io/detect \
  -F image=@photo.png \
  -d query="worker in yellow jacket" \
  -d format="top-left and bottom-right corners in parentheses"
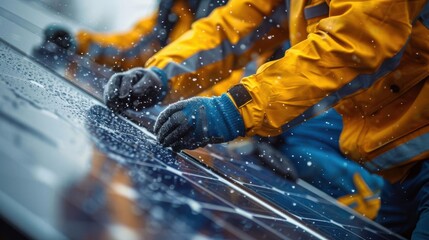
top-left (40, 0), bottom-right (242, 96)
top-left (41, 0), bottom-right (227, 71)
top-left (41, 0), bottom-right (384, 222)
top-left (102, 0), bottom-right (429, 238)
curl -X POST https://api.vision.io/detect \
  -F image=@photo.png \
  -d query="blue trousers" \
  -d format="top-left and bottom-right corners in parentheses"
top-left (278, 109), bottom-right (384, 199)
top-left (375, 160), bottom-right (429, 239)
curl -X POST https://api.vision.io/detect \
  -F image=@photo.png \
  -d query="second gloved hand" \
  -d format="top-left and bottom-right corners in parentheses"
top-left (103, 67), bottom-right (168, 112)
top-left (154, 94), bottom-right (245, 151)
top-left (44, 25), bottom-right (75, 50)
top-left (34, 25), bottom-right (76, 57)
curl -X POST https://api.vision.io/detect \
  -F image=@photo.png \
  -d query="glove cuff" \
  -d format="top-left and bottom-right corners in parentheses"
top-left (150, 67), bottom-right (169, 101)
top-left (215, 94), bottom-right (246, 140)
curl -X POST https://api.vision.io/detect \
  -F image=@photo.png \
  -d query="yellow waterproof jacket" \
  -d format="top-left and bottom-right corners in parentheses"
top-left (146, 0), bottom-right (429, 183)
top-left (73, 0), bottom-right (249, 96)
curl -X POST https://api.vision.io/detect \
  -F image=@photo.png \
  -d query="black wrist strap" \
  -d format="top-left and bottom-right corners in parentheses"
top-left (227, 84), bottom-right (253, 108)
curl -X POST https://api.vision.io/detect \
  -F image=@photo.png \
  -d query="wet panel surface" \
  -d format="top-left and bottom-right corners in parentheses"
top-left (0, 40), bottom-right (324, 239)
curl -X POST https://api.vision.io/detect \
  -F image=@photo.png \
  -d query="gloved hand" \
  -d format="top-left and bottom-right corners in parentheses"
top-left (44, 25), bottom-right (76, 50)
top-left (35, 25), bottom-right (76, 57)
top-left (154, 94), bottom-right (245, 151)
top-left (103, 67), bottom-right (168, 112)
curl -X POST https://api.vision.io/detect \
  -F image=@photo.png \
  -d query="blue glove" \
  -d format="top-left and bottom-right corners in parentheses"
top-left (103, 67), bottom-right (168, 112)
top-left (154, 94), bottom-right (245, 151)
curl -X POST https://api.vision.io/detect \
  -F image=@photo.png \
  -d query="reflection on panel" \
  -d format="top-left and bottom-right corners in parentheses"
top-left (184, 146), bottom-right (400, 239)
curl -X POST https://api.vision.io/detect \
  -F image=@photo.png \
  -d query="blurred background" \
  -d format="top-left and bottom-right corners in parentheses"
top-left (27, 0), bottom-right (157, 31)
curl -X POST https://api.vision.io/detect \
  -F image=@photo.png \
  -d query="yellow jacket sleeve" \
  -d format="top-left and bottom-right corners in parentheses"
top-left (145, 0), bottom-right (290, 103)
top-left (75, 0), bottom-right (194, 71)
top-left (76, 15), bottom-right (158, 70)
top-left (238, 0), bottom-right (428, 137)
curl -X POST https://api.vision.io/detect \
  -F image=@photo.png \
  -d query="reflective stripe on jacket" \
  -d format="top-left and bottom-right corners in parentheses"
top-left (147, 0), bottom-right (429, 182)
